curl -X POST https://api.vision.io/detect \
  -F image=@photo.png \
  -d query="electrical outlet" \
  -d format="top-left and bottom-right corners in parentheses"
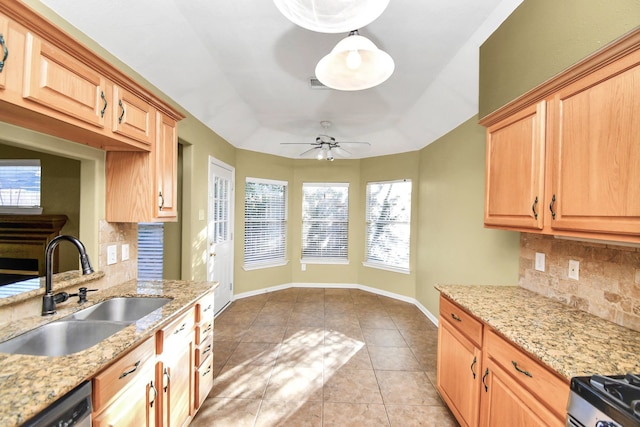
top-left (107, 245), bottom-right (117, 265)
top-left (535, 252), bottom-right (545, 272)
top-left (121, 244), bottom-right (130, 261)
top-left (301, 263), bottom-right (306, 271)
top-left (568, 260), bottom-right (580, 280)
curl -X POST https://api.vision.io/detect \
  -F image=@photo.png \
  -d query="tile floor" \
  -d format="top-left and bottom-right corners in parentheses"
top-left (191, 287), bottom-right (459, 427)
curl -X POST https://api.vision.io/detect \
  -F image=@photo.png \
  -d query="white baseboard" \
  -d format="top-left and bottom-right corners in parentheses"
top-left (232, 282), bottom-right (439, 327)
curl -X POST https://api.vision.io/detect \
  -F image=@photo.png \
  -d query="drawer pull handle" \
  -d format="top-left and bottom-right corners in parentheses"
top-left (203, 304), bottom-right (213, 313)
top-left (512, 361), bottom-right (532, 377)
top-left (202, 344), bottom-right (212, 358)
top-left (450, 313), bottom-right (462, 322)
top-left (0, 34), bottom-right (8, 73)
top-left (118, 99), bottom-right (125, 123)
top-left (549, 194), bottom-right (556, 219)
top-left (158, 191), bottom-right (164, 210)
top-left (470, 356), bottom-right (477, 379)
top-left (204, 324), bottom-right (213, 334)
top-left (100, 91), bottom-right (107, 118)
top-left (202, 366), bottom-right (212, 377)
top-left (163, 367), bottom-right (171, 392)
top-left (119, 360), bottom-right (141, 379)
top-left (174, 322), bottom-right (186, 335)
top-left (531, 196), bottom-right (538, 219)
top-left (149, 381), bottom-right (157, 408)
top-left (482, 368), bottom-right (489, 392)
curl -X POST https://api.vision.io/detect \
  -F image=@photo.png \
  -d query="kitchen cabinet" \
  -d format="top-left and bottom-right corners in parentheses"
top-left (155, 112), bottom-right (179, 220)
top-left (479, 330), bottom-right (567, 427)
top-left (480, 27), bottom-right (640, 243)
top-left (156, 308), bottom-right (195, 427)
top-left (112, 85), bottom-right (155, 147)
top-left (193, 291), bottom-right (215, 411)
top-left (93, 336), bottom-right (157, 427)
top-left (437, 296), bottom-right (483, 427)
top-left (437, 295), bottom-right (569, 427)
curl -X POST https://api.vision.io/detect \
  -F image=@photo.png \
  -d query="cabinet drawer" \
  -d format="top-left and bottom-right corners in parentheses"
top-left (485, 329), bottom-right (569, 420)
top-left (194, 353), bottom-right (214, 411)
top-left (439, 296), bottom-right (483, 347)
top-left (195, 335), bottom-right (213, 368)
top-left (195, 318), bottom-right (213, 345)
top-left (196, 292), bottom-right (214, 323)
top-left (92, 336), bottom-right (155, 413)
top-left (156, 308), bottom-right (195, 354)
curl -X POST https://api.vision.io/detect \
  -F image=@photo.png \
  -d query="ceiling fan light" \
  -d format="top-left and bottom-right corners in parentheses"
top-left (273, 0), bottom-right (390, 33)
top-left (315, 33), bottom-right (394, 91)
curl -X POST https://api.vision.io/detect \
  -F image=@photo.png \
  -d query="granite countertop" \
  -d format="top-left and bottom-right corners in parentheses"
top-left (436, 285), bottom-right (640, 380)
top-left (0, 279), bottom-right (218, 427)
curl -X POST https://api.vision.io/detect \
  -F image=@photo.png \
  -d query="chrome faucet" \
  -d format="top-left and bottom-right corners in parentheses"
top-left (42, 235), bottom-right (95, 316)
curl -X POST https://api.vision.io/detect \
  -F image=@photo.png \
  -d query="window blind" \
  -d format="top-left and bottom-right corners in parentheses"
top-left (365, 180), bottom-right (411, 270)
top-left (138, 223), bottom-right (164, 280)
top-left (244, 178), bottom-right (287, 266)
top-left (0, 159), bottom-right (41, 208)
top-left (302, 183), bottom-right (349, 261)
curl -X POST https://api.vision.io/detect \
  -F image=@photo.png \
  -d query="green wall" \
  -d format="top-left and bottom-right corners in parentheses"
top-left (0, 142), bottom-right (81, 272)
top-left (479, 0), bottom-right (640, 117)
top-left (416, 117), bottom-right (520, 316)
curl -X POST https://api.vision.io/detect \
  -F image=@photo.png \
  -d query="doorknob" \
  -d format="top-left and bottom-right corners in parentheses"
top-left (209, 253), bottom-right (216, 257)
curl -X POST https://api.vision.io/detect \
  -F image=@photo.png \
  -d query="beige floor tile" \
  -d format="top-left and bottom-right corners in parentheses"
top-left (323, 402), bottom-right (390, 427)
top-left (211, 364), bottom-right (273, 399)
top-left (284, 326), bottom-right (325, 346)
top-left (358, 313), bottom-right (397, 329)
top-left (368, 346), bottom-right (422, 371)
top-left (255, 400), bottom-right (323, 427)
top-left (264, 365), bottom-right (323, 402)
top-left (241, 324), bottom-right (287, 343)
top-left (324, 342), bottom-right (372, 372)
top-left (324, 325), bottom-right (364, 344)
top-left (399, 328), bottom-right (439, 348)
top-left (287, 311), bottom-right (325, 327)
top-left (213, 325), bottom-right (248, 342)
top-left (253, 312), bottom-right (291, 326)
top-left (385, 405), bottom-right (459, 427)
top-left (215, 311), bottom-right (257, 328)
top-left (376, 370), bottom-right (442, 405)
top-left (226, 342), bottom-right (281, 366)
top-left (212, 341), bottom-right (239, 375)
top-left (191, 397), bottom-right (261, 427)
top-left (362, 328), bottom-right (408, 347)
top-left (323, 368), bottom-right (383, 404)
top-left (277, 343), bottom-right (324, 369)
top-left (324, 312), bottom-right (360, 328)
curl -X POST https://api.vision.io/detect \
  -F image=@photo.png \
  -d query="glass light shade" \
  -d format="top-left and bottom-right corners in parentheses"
top-left (315, 33), bottom-right (394, 91)
top-left (273, 0), bottom-right (390, 33)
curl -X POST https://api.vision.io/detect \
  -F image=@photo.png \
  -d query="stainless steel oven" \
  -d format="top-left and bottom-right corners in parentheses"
top-left (22, 381), bottom-right (92, 427)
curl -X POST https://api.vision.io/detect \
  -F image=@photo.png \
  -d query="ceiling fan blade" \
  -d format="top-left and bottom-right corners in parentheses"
top-left (280, 142), bottom-right (319, 145)
top-left (333, 146), bottom-right (352, 158)
top-left (299, 146), bottom-right (320, 157)
top-left (335, 141), bottom-right (371, 146)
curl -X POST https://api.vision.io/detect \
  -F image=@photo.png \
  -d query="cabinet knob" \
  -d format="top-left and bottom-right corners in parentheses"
top-left (0, 34), bottom-right (8, 73)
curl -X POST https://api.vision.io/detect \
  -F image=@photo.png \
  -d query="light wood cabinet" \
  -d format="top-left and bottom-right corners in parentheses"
top-left (155, 112), bottom-right (179, 220)
top-left (112, 85), bottom-right (155, 147)
top-left (92, 336), bottom-right (157, 427)
top-left (437, 296), bottom-right (569, 427)
top-left (480, 28), bottom-right (640, 244)
top-left (193, 291), bottom-right (215, 411)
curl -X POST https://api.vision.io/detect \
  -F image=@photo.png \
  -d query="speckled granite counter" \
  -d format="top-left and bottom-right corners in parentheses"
top-left (0, 279), bottom-right (218, 427)
top-left (436, 285), bottom-right (640, 381)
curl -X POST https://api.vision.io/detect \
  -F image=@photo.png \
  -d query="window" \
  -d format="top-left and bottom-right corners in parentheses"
top-left (0, 159), bottom-right (42, 214)
top-left (302, 183), bottom-right (349, 262)
top-left (365, 180), bottom-right (412, 272)
top-left (138, 223), bottom-right (164, 280)
top-left (244, 178), bottom-right (288, 269)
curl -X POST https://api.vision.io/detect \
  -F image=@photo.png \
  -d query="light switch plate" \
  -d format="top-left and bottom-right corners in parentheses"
top-left (568, 260), bottom-right (580, 280)
top-left (107, 245), bottom-right (117, 265)
top-left (121, 244), bottom-right (130, 261)
top-left (535, 252), bottom-right (545, 272)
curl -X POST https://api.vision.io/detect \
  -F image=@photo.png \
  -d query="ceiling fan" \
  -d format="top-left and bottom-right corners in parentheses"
top-left (281, 121), bottom-right (371, 161)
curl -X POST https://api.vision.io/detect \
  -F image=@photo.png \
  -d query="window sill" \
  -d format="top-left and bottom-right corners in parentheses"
top-left (301, 258), bottom-right (349, 265)
top-left (243, 260), bottom-right (289, 271)
top-left (362, 261), bottom-right (410, 275)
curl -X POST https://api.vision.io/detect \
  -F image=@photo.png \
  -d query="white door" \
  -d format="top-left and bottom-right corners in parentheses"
top-left (207, 157), bottom-right (234, 315)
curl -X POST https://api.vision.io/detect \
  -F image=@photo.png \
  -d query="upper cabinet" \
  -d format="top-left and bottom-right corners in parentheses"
top-left (0, 1), bottom-right (184, 223)
top-left (480, 28), bottom-right (640, 244)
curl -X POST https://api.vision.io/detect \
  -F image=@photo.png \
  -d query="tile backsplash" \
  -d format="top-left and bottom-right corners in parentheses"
top-left (519, 233), bottom-right (640, 332)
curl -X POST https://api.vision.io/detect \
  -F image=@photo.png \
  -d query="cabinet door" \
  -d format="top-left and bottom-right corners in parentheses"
top-left (0, 14), bottom-right (9, 90)
top-left (437, 318), bottom-right (482, 427)
top-left (112, 85), bottom-right (155, 147)
top-left (480, 359), bottom-right (562, 427)
top-left (155, 112), bottom-right (178, 220)
top-left (548, 49), bottom-right (640, 236)
top-left (23, 32), bottom-right (107, 128)
top-left (485, 102), bottom-right (546, 230)
top-left (159, 343), bottom-right (193, 427)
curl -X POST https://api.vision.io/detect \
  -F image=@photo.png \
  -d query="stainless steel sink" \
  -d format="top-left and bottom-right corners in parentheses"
top-left (0, 297), bottom-right (172, 356)
top-left (0, 320), bottom-right (128, 357)
top-left (68, 297), bottom-right (172, 322)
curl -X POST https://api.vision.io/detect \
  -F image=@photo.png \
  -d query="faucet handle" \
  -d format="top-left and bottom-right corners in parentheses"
top-left (69, 287), bottom-right (99, 304)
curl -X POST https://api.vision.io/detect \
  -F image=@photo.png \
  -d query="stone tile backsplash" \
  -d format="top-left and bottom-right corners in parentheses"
top-left (98, 220), bottom-right (138, 288)
top-left (519, 233), bottom-right (640, 332)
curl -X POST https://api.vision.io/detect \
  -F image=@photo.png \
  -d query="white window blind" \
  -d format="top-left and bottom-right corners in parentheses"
top-left (302, 183), bottom-right (349, 261)
top-left (365, 180), bottom-right (411, 271)
top-left (0, 159), bottom-right (41, 213)
top-left (138, 223), bottom-right (164, 280)
top-left (244, 178), bottom-right (287, 267)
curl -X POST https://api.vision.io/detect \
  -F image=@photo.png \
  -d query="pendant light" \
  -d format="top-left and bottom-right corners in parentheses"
top-left (315, 30), bottom-right (394, 91)
top-left (273, 0), bottom-right (390, 33)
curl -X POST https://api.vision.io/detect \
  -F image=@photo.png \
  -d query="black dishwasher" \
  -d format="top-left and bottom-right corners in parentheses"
top-left (22, 381), bottom-right (92, 427)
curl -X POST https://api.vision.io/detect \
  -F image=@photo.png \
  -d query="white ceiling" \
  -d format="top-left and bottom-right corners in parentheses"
top-left (40, 0), bottom-right (523, 159)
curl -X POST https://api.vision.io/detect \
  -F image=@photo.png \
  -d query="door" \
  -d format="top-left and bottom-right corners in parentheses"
top-left (207, 157), bottom-right (234, 315)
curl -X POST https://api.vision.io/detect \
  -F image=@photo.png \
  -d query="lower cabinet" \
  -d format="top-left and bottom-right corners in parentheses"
top-left (437, 295), bottom-right (569, 427)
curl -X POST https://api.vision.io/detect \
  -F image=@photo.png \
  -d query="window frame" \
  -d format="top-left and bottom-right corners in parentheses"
top-left (243, 177), bottom-right (288, 270)
top-left (301, 182), bottom-right (350, 264)
top-left (363, 179), bottom-right (412, 274)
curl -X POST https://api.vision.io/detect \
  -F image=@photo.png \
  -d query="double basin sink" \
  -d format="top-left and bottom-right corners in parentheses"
top-left (0, 297), bottom-right (171, 357)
